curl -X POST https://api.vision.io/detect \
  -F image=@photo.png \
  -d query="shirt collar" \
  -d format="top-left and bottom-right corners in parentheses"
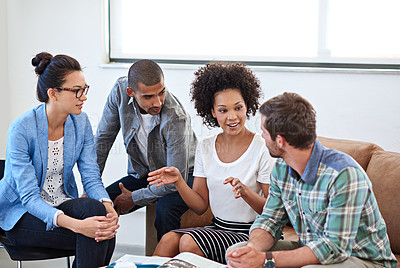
top-left (288, 139), bottom-right (323, 185)
top-left (130, 97), bottom-right (161, 126)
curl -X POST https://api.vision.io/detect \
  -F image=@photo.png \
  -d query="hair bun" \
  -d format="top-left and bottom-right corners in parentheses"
top-left (32, 52), bottom-right (53, 75)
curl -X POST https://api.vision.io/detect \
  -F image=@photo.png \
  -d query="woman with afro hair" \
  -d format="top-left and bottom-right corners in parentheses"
top-left (148, 62), bottom-right (274, 264)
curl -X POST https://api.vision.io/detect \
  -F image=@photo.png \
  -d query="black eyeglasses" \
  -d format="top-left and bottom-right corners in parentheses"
top-left (55, 85), bottom-right (90, 98)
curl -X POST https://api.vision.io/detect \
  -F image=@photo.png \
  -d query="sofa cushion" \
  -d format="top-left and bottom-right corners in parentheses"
top-left (367, 151), bottom-right (400, 255)
top-left (318, 137), bottom-right (383, 171)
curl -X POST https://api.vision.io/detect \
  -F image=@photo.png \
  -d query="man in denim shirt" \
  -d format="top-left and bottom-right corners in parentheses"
top-left (95, 60), bottom-right (197, 240)
top-left (227, 93), bottom-right (396, 268)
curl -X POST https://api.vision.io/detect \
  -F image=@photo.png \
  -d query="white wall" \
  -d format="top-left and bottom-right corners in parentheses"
top-left (0, 0), bottom-right (9, 159)
top-left (2, 0), bottom-right (400, 248)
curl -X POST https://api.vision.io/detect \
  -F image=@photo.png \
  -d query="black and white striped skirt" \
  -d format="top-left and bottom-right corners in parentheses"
top-left (173, 217), bottom-right (252, 264)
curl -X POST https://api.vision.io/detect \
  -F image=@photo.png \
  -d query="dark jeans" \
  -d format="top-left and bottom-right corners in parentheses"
top-left (5, 198), bottom-right (115, 268)
top-left (106, 173), bottom-right (193, 241)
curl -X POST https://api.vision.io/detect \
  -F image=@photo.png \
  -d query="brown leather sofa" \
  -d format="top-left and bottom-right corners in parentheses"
top-left (145, 137), bottom-right (400, 266)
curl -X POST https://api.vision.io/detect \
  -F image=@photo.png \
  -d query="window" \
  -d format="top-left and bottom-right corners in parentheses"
top-left (108, 0), bottom-right (400, 68)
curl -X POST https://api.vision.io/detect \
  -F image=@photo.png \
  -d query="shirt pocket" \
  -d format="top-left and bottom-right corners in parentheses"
top-left (306, 208), bottom-right (328, 233)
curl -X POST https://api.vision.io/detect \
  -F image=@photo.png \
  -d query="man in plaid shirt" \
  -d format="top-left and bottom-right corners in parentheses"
top-left (227, 93), bottom-right (397, 268)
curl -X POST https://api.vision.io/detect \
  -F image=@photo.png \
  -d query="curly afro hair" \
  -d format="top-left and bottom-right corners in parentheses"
top-left (190, 62), bottom-right (262, 128)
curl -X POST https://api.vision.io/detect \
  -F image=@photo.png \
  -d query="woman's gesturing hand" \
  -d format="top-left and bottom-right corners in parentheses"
top-left (147, 167), bottom-right (182, 187)
top-left (224, 177), bottom-right (247, 199)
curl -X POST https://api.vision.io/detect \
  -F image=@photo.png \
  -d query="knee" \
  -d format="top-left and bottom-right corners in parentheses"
top-left (179, 234), bottom-right (198, 253)
top-left (156, 232), bottom-right (180, 251)
top-left (78, 198), bottom-right (107, 218)
top-left (160, 231), bottom-right (180, 244)
top-left (154, 232), bottom-right (181, 256)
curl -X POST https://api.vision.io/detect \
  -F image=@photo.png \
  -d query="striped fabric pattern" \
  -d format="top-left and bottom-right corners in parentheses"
top-left (173, 217), bottom-right (251, 264)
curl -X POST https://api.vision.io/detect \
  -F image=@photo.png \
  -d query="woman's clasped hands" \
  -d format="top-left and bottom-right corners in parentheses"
top-left (75, 202), bottom-right (119, 242)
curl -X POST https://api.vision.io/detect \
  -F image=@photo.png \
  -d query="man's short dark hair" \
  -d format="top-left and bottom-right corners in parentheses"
top-left (128, 60), bottom-right (164, 91)
top-left (259, 92), bottom-right (316, 149)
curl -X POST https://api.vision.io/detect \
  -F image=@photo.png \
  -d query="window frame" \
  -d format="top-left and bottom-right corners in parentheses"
top-left (105, 0), bottom-right (400, 70)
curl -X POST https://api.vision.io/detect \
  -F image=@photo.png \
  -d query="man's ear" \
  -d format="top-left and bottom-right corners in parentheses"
top-left (127, 87), bottom-right (135, 98)
top-left (276, 134), bottom-right (285, 148)
top-left (47, 88), bottom-right (57, 101)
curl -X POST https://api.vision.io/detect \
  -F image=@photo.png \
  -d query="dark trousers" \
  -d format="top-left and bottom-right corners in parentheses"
top-left (5, 198), bottom-right (115, 268)
top-left (106, 173), bottom-right (192, 241)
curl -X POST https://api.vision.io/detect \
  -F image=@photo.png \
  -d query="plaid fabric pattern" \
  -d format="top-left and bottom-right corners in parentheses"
top-left (251, 140), bottom-right (397, 268)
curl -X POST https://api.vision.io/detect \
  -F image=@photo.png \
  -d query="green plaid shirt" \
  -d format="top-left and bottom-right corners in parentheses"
top-left (251, 140), bottom-right (397, 267)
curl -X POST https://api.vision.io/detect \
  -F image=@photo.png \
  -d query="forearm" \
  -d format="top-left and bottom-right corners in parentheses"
top-left (248, 228), bottom-right (275, 252)
top-left (240, 185), bottom-right (267, 215)
top-left (272, 246), bottom-right (319, 268)
top-left (132, 182), bottom-right (179, 206)
top-left (248, 229), bottom-right (319, 267)
top-left (174, 178), bottom-right (208, 215)
top-left (56, 213), bottom-right (80, 233)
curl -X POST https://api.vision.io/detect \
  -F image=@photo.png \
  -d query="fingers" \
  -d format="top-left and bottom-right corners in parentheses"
top-left (95, 216), bottom-right (120, 242)
top-left (118, 182), bottom-right (129, 192)
top-left (147, 175), bottom-right (164, 185)
top-left (95, 228), bottom-right (118, 242)
top-left (148, 178), bottom-right (166, 187)
top-left (226, 246), bottom-right (251, 258)
top-left (224, 177), bottom-right (243, 198)
top-left (148, 167), bottom-right (166, 177)
top-left (227, 259), bottom-right (241, 268)
top-left (223, 177), bottom-right (235, 184)
top-left (233, 184), bottom-right (243, 198)
top-left (224, 177), bottom-right (241, 186)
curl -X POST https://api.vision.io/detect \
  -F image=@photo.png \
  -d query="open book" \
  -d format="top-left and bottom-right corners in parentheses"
top-left (109, 252), bottom-right (227, 268)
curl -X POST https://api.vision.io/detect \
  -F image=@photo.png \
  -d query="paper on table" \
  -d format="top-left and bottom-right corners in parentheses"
top-left (114, 253), bottom-right (226, 268)
top-left (116, 255), bottom-right (171, 265)
top-left (170, 252), bottom-right (226, 268)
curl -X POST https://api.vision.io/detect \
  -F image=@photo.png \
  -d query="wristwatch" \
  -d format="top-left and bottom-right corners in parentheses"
top-left (264, 251), bottom-right (275, 268)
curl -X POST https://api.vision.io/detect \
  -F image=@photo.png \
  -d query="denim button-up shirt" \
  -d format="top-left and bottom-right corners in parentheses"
top-left (95, 76), bottom-right (197, 206)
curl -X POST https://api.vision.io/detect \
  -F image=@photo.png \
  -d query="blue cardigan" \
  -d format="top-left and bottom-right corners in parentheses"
top-left (0, 104), bottom-right (110, 231)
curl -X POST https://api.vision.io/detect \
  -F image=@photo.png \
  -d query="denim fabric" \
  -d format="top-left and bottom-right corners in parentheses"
top-left (5, 198), bottom-right (115, 268)
top-left (95, 77), bottom-right (197, 206)
top-left (107, 173), bottom-right (193, 240)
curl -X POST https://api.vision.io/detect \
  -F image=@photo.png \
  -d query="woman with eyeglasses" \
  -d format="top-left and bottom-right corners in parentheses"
top-left (0, 52), bottom-right (119, 268)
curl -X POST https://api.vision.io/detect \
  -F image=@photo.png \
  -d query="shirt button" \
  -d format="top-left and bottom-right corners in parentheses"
top-left (298, 192), bottom-right (302, 196)
top-left (302, 211), bottom-right (305, 215)
top-left (307, 229), bottom-right (311, 233)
